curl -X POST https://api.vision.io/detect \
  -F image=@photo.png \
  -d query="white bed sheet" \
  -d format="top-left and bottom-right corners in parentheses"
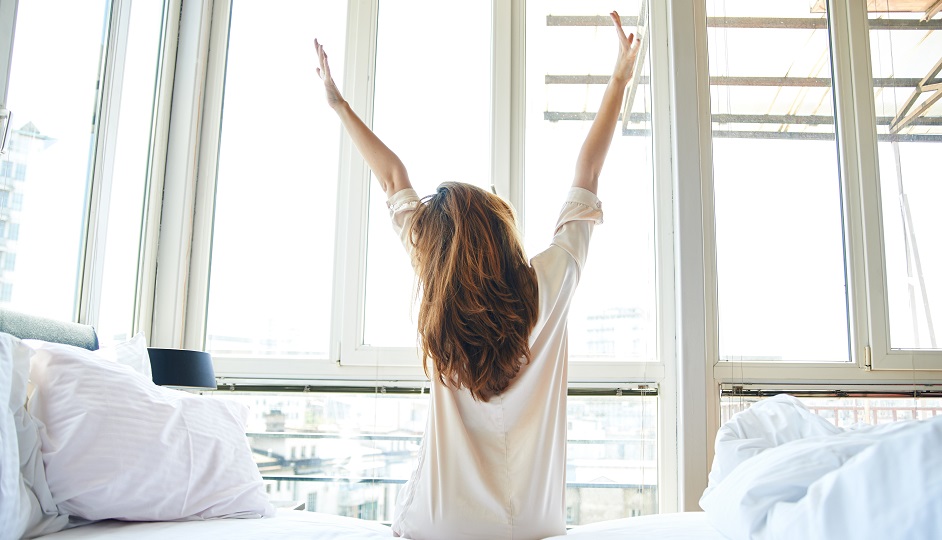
top-left (35, 510), bottom-right (394, 540)
top-left (37, 510), bottom-right (726, 540)
top-left (549, 512), bottom-right (727, 539)
top-left (700, 394), bottom-right (942, 540)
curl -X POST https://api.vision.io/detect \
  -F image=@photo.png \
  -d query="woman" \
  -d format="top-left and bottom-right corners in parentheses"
top-left (316, 11), bottom-right (640, 540)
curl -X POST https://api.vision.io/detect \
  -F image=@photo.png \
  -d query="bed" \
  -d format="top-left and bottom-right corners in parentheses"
top-left (3, 308), bottom-right (940, 539)
top-left (29, 509), bottom-right (725, 539)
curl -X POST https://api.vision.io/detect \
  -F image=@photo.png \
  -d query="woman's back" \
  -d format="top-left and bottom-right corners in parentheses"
top-left (391, 188), bottom-right (603, 540)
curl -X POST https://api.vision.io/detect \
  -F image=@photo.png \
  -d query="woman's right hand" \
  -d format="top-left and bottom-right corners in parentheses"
top-left (313, 39), bottom-right (412, 196)
top-left (315, 39), bottom-right (345, 109)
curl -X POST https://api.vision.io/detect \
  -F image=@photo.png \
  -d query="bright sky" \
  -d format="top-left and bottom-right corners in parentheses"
top-left (5, 0), bottom-right (108, 321)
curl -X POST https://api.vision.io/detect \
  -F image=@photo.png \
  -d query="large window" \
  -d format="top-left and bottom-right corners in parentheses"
top-left (1, 0), bottom-right (165, 342)
top-left (527, 2), bottom-right (657, 364)
top-left (706, 1), bottom-right (941, 368)
top-left (867, 5), bottom-right (941, 352)
top-left (199, 1), bottom-right (661, 372)
top-left (360, 1), bottom-right (493, 352)
top-left (95, 0), bottom-right (168, 345)
top-left (1, 0), bottom-right (110, 321)
top-left (205, 1), bottom-right (347, 358)
top-left (706, 0), bottom-right (849, 363)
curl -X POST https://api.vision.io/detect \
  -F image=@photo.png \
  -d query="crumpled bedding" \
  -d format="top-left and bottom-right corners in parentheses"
top-left (699, 394), bottom-right (942, 540)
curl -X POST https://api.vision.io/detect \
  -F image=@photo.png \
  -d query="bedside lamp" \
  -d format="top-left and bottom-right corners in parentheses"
top-left (148, 348), bottom-right (218, 390)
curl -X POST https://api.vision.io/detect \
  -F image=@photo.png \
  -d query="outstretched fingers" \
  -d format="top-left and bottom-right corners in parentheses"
top-left (314, 39), bottom-right (346, 108)
top-left (610, 11), bottom-right (635, 49)
top-left (315, 38), bottom-right (330, 81)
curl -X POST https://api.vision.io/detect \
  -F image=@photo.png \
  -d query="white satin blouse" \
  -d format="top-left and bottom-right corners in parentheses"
top-left (386, 186), bottom-right (603, 540)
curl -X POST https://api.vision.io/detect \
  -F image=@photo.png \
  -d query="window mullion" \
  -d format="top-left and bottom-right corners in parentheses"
top-left (667, 0), bottom-right (717, 512)
top-left (78, 0), bottom-right (132, 329)
top-left (491, 0), bottom-right (521, 213)
top-left (335, 0), bottom-right (380, 365)
top-left (137, 0), bottom-right (182, 340)
top-left (0, 0), bottom-right (16, 152)
top-left (506, 0), bottom-right (526, 221)
top-left (184, 0), bottom-right (231, 350)
top-left (828, 0), bottom-right (879, 372)
top-left (649, 0), bottom-right (680, 515)
top-left (152, 0), bottom-right (214, 348)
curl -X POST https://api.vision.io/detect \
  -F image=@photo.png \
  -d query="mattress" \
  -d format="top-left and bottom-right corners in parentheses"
top-left (37, 510), bottom-right (723, 539)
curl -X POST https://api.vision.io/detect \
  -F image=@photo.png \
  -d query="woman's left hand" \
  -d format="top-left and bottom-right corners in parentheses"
top-left (315, 39), bottom-right (345, 109)
top-left (610, 11), bottom-right (641, 84)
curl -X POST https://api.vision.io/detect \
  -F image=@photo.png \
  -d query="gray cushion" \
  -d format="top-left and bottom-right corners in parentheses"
top-left (0, 308), bottom-right (99, 351)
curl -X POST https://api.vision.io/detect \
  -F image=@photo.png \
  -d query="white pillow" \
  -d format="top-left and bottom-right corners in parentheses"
top-left (25, 331), bottom-right (153, 381)
top-left (27, 341), bottom-right (274, 522)
top-left (92, 331), bottom-right (153, 380)
top-left (0, 332), bottom-right (67, 540)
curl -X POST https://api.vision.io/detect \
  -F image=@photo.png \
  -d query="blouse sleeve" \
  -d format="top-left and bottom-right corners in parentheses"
top-left (550, 187), bottom-right (604, 272)
top-left (387, 187), bottom-right (421, 256)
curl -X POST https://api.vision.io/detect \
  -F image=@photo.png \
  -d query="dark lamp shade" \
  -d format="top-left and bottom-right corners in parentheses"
top-left (148, 348), bottom-right (217, 389)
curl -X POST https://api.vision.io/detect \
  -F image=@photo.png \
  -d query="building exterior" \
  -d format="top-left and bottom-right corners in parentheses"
top-left (0, 122), bottom-right (53, 304)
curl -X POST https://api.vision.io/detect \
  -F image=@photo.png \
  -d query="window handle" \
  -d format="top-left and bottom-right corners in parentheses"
top-left (0, 108), bottom-right (10, 155)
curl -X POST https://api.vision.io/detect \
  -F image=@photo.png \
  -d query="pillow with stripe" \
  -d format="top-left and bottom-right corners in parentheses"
top-left (26, 341), bottom-right (274, 522)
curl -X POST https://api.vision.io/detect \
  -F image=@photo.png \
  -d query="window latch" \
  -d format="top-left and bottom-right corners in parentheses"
top-left (0, 108), bottom-right (11, 155)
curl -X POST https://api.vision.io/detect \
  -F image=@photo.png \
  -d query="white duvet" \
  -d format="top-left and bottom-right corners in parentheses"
top-left (699, 394), bottom-right (942, 540)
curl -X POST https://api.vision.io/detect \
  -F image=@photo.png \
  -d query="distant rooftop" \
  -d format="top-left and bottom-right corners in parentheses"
top-left (15, 121), bottom-right (53, 140)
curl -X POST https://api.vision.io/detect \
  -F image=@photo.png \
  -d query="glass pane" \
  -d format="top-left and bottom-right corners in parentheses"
top-left (707, 1), bottom-right (850, 362)
top-left (867, 6), bottom-right (942, 350)
top-left (721, 393), bottom-right (942, 427)
top-left (214, 390), bottom-right (656, 525)
top-left (0, 0), bottom-right (108, 320)
top-left (362, 1), bottom-right (493, 347)
top-left (566, 394), bottom-right (658, 522)
top-left (525, 1), bottom-right (657, 362)
top-left (96, 1), bottom-right (167, 346)
top-left (206, 2), bottom-right (347, 357)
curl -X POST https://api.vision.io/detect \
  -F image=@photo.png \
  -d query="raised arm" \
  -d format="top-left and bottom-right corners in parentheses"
top-left (572, 11), bottom-right (641, 195)
top-left (315, 39), bottom-right (412, 197)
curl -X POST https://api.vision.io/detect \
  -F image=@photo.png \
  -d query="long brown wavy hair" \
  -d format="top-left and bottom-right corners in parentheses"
top-left (409, 182), bottom-right (539, 402)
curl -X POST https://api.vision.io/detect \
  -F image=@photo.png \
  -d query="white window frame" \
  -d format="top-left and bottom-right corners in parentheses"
top-left (701, 0), bottom-right (942, 386)
top-left (172, 0), bottom-right (673, 387)
top-left (664, 0), bottom-right (715, 511)
top-left (0, 0), bottom-right (16, 155)
top-left (136, 0), bottom-right (182, 342)
top-left (669, 0), bottom-right (942, 509)
top-left (845, 1), bottom-right (942, 371)
top-left (151, 0), bottom-right (215, 348)
top-left (0, 0), bottom-right (176, 333)
top-left (649, 0), bottom-right (680, 513)
top-left (85, 0), bottom-right (178, 342)
top-left (79, 0), bottom-right (134, 330)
